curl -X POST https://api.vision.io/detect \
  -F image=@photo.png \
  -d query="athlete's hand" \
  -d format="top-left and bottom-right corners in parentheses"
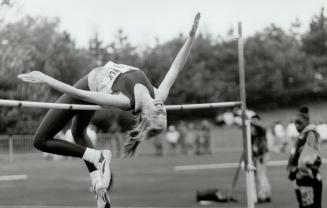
top-left (189, 12), bottom-right (200, 37)
top-left (17, 71), bottom-right (49, 84)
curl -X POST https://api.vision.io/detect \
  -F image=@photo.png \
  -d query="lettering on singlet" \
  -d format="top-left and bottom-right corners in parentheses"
top-left (88, 61), bottom-right (139, 93)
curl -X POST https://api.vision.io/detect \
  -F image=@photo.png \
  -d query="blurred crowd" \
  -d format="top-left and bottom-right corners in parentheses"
top-left (217, 107), bottom-right (327, 154)
top-left (152, 120), bottom-right (212, 156)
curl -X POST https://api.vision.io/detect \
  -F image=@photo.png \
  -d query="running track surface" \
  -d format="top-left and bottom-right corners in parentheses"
top-left (1, 151), bottom-right (327, 208)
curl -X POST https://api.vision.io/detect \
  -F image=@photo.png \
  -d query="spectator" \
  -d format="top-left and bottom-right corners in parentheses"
top-left (287, 106), bottom-right (322, 208)
top-left (250, 114), bottom-right (271, 203)
top-left (273, 121), bottom-right (286, 152)
top-left (215, 113), bottom-right (225, 126)
top-left (200, 120), bottom-right (212, 155)
top-left (233, 107), bottom-right (256, 127)
top-left (165, 125), bottom-right (180, 154)
top-left (185, 122), bottom-right (196, 155)
top-left (266, 126), bottom-right (275, 152)
top-left (246, 109), bottom-right (256, 120)
top-left (222, 111), bottom-right (234, 126)
top-left (232, 107), bottom-right (242, 126)
top-left (194, 122), bottom-right (203, 155)
top-left (177, 121), bottom-right (188, 154)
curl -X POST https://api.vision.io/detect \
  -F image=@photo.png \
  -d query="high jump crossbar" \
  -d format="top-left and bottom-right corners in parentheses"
top-left (0, 99), bottom-right (241, 111)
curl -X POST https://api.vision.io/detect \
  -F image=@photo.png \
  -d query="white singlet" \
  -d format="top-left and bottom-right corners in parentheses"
top-left (88, 61), bottom-right (139, 93)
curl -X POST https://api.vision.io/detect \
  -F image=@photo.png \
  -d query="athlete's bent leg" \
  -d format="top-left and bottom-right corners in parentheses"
top-left (33, 94), bottom-right (86, 157)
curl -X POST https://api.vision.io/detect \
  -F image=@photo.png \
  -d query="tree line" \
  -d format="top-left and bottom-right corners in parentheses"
top-left (0, 3), bottom-right (327, 134)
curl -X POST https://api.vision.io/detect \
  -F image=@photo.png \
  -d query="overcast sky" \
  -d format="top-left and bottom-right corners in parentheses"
top-left (9, 0), bottom-right (327, 47)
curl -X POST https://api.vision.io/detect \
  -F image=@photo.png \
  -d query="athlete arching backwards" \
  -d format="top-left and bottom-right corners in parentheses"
top-left (18, 13), bottom-right (200, 208)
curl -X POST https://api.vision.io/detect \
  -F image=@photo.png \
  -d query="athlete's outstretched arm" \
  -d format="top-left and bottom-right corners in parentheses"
top-left (156, 13), bottom-right (200, 102)
top-left (18, 71), bottom-right (130, 109)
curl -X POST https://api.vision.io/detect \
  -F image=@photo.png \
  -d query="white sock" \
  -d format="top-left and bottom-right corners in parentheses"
top-left (82, 148), bottom-right (101, 164)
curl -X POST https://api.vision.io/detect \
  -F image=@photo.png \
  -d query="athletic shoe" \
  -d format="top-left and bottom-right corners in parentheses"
top-left (96, 191), bottom-right (111, 208)
top-left (93, 150), bottom-right (112, 208)
top-left (103, 192), bottom-right (111, 208)
top-left (92, 179), bottom-right (111, 208)
top-left (95, 150), bottom-right (112, 188)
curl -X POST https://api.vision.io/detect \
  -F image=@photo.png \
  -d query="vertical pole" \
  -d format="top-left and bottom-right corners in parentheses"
top-left (238, 22), bottom-right (247, 164)
top-left (246, 120), bottom-right (257, 204)
top-left (9, 136), bottom-right (13, 162)
top-left (238, 22), bottom-right (255, 208)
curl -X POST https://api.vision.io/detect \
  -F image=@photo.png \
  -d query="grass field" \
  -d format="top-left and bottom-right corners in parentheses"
top-left (1, 102), bottom-right (327, 208)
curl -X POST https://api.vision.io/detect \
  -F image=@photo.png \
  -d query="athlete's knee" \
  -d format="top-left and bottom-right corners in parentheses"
top-left (33, 134), bottom-right (48, 151)
top-left (33, 140), bottom-right (45, 151)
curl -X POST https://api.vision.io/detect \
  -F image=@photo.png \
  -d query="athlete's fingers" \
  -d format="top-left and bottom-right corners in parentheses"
top-left (189, 12), bottom-right (200, 37)
top-left (18, 74), bottom-right (43, 83)
top-left (19, 77), bottom-right (41, 83)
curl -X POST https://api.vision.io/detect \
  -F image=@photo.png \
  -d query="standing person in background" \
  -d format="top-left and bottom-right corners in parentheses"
top-left (185, 122), bottom-right (196, 155)
top-left (165, 125), bottom-right (180, 154)
top-left (287, 106), bottom-right (322, 208)
top-left (194, 123), bottom-right (202, 155)
top-left (273, 121), bottom-right (286, 152)
top-left (250, 114), bottom-right (271, 203)
top-left (265, 126), bottom-right (275, 152)
top-left (177, 120), bottom-right (188, 154)
top-left (201, 120), bottom-right (212, 155)
top-left (222, 110), bottom-right (234, 127)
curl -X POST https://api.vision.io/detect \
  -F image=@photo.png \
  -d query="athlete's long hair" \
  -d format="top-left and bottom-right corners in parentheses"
top-left (123, 113), bottom-right (166, 157)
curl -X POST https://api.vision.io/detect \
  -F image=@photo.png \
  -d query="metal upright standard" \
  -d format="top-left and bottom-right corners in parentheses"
top-left (238, 22), bottom-right (255, 208)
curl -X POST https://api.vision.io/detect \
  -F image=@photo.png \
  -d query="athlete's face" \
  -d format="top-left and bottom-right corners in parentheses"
top-left (144, 100), bottom-right (167, 133)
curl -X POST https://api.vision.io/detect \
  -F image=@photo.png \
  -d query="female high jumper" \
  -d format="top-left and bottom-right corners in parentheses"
top-left (18, 13), bottom-right (200, 208)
